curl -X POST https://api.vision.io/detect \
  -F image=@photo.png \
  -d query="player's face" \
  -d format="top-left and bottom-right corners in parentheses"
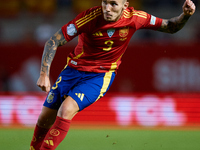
top-left (102, 0), bottom-right (129, 22)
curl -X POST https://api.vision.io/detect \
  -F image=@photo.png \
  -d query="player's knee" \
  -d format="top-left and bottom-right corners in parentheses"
top-left (57, 105), bottom-right (78, 120)
top-left (57, 96), bottom-right (79, 120)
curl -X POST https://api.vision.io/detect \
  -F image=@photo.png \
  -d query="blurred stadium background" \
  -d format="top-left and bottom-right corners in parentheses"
top-left (0, 0), bottom-right (200, 149)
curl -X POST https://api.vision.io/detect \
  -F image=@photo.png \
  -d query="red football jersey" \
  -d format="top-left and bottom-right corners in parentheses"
top-left (62, 6), bottom-right (162, 73)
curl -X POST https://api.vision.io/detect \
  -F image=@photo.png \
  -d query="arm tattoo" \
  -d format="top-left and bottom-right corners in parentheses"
top-left (158, 13), bottom-right (190, 34)
top-left (40, 29), bottom-right (67, 76)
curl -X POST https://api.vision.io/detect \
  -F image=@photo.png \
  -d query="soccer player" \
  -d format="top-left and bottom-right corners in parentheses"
top-left (30, 0), bottom-right (196, 149)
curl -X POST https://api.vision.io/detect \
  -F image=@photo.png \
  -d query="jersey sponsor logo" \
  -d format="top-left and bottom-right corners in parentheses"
top-left (107, 28), bottom-right (115, 38)
top-left (75, 93), bottom-right (85, 101)
top-left (93, 31), bottom-right (103, 36)
top-left (50, 129), bottom-right (60, 136)
top-left (150, 15), bottom-right (156, 25)
top-left (67, 24), bottom-right (77, 36)
top-left (71, 60), bottom-right (77, 65)
top-left (119, 27), bottom-right (129, 37)
top-left (47, 92), bottom-right (54, 103)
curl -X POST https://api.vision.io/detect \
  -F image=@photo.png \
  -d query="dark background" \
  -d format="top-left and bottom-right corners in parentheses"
top-left (0, 0), bottom-right (199, 93)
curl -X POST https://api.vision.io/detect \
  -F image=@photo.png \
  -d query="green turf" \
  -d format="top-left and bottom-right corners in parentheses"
top-left (0, 128), bottom-right (200, 150)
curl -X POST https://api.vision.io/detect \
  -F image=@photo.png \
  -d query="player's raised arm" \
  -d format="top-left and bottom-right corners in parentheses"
top-left (37, 29), bottom-right (67, 92)
top-left (158, 0), bottom-right (196, 34)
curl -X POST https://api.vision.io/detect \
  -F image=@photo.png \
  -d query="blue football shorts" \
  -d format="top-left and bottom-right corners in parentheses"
top-left (43, 66), bottom-right (115, 111)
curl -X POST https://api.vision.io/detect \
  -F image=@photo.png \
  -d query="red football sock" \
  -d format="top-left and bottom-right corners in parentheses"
top-left (30, 124), bottom-right (49, 150)
top-left (40, 116), bottom-right (71, 150)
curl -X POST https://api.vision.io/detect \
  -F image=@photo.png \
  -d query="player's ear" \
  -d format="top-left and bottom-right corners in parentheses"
top-left (123, 1), bottom-right (129, 10)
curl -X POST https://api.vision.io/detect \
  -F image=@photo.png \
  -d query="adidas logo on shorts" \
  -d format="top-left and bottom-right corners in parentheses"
top-left (75, 93), bottom-right (85, 101)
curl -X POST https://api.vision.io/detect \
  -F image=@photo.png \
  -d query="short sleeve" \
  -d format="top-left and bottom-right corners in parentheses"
top-left (61, 6), bottom-right (102, 42)
top-left (140, 13), bottom-right (163, 30)
top-left (61, 20), bottom-right (78, 42)
top-left (133, 10), bottom-right (162, 30)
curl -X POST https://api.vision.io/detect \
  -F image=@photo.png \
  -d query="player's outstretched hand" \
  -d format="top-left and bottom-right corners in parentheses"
top-left (183, 0), bottom-right (196, 16)
top-left (37, 73), bottom-right (51, 93)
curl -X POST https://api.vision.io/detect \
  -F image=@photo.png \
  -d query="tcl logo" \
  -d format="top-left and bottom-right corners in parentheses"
top-left (0, 96), bottom-right (43, 126)
top-left (110, 95), bottom-right (186, 127)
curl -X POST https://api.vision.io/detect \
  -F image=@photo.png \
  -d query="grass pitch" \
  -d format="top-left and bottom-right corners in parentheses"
top-left (0, 128), bottom-right (200, 150)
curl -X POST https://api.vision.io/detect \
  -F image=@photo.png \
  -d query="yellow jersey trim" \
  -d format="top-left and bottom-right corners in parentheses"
top-left (96, 71), bottom-right (113, 101)
top-left (124, 10), bottom-right (147, 19)
top-left (76, 8), bottom-right (102, 28)
top-left (63, 57), bottom-right (71, 70)
top-left (110, 54), bottom-right (123, 71)
top-left (95, 53), bottom-right (123, 101)
top-left (73, 48), bottom-right (84, 59)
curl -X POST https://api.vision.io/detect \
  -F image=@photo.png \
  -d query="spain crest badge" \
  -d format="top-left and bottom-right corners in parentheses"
top-left (47, 92), bottom-right (54, 103)
top-left (119, 27), bottom-right (129, 37)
